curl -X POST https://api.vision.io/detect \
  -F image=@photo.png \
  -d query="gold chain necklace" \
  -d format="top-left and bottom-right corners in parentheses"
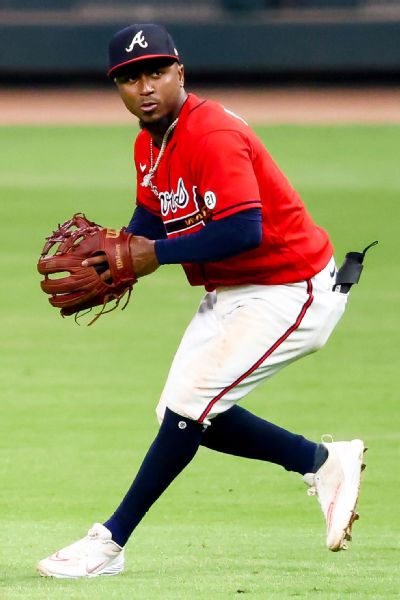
top-left (140, 117), bottom-right (179, 198)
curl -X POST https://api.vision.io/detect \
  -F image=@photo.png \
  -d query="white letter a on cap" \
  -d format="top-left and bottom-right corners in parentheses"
top-left (125, 30), bottom-right (149, 53)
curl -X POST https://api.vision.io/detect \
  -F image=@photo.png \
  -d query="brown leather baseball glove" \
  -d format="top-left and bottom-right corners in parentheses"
top-left (37, 213), bottom-right (137, 324)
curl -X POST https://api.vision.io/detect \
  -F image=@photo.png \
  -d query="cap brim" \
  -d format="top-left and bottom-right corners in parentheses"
top-left (108, 54), bottom-right (179, 78)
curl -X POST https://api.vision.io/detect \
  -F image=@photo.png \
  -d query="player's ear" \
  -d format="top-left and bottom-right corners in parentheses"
top-left (178, 63), bottom-right (185, 87)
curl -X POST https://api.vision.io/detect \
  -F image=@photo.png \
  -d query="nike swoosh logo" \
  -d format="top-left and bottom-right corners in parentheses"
top-left (86, 560), bottom-right (108, 575)
top-left (327, 483), bottom-right (342, 527)
top-left (49, 552), bottom-right (69, 562)
top-left (330, 267), bottom-right (336, 278)
top-left (140, 163), bottom-right (147, 173)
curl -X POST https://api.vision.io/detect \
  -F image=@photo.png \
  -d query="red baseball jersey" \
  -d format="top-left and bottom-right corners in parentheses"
top-left (134, 93), bottom-right (332, 290)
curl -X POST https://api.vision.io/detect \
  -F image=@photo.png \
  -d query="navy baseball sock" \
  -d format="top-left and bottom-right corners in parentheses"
top-left (104, 408), bottom-right (203, 547)
top-left (201, 405), bottom-right (326, 475)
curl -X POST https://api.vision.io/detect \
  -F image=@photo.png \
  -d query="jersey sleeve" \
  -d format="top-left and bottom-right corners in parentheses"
top-left (126, 205), bottom-right (166, 239)
top-left (134, 132), bottom-right (161, 216)
top-left (190, 129), bottom-right (261, 220)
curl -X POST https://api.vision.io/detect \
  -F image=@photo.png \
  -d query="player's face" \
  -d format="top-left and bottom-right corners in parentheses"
top-left (114, 60), bottom-right (185, 127)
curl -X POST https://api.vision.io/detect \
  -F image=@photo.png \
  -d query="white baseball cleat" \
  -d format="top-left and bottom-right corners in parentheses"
top-left (303, 438), bottom-right (366, 551)
top-left (37, 523), bottom-right (124, 578)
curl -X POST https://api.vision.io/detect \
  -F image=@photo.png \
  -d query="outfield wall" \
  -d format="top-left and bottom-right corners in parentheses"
top-left (1, 16), bottom-right (400, 79)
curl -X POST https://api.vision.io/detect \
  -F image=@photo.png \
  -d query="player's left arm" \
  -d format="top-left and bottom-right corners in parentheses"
top-left (131, 208), bottom-right (263, 275)
top-left (84, 207), bottom-right (262, 275)
top-left (155, 208), bottom-right (262, 264)
top-left (126, 204), bottom-right (167, 239)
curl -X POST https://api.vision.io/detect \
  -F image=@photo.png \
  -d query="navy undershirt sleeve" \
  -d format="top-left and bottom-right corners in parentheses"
top-left (155, 208), bottom-right (262, 264)
top-left (126, 204), bottom-right (167, 240)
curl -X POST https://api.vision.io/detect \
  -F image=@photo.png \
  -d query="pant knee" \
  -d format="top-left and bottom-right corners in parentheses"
top-left (156, 399), bottom-right (166, 425)
top-left (156, 396), bottom-right (203, 425)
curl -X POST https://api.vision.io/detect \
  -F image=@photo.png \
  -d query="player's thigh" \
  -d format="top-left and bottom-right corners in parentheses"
top-left (307, 263), bottom-right (348, 350)
top-left (157, 283), bottom-right (318, 423)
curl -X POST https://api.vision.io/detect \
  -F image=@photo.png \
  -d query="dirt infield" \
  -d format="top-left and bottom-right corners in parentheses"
top-left (1, 86), bottom-right (399, 124)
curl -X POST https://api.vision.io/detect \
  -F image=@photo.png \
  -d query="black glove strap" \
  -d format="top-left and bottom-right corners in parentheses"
top-left (333, 240), bottom-right (378, 294)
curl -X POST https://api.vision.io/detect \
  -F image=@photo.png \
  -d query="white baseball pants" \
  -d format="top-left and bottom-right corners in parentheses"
top-left (157, 257), bottom-right (347, 425)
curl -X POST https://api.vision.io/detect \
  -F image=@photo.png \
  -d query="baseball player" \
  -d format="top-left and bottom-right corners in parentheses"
top-left (37, 23), bottom-right (366, 579)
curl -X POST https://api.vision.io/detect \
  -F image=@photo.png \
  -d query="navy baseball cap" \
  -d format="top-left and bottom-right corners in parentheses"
top-left (108, 24), bottom-right (180, 78)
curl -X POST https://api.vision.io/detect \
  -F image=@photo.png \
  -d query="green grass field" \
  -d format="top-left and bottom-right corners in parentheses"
top-left (0, 123), bottom-right (399, 599)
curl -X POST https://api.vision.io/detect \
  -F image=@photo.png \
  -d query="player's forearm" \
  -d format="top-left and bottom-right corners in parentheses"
top-left (126, 204), bottom-right (166, 239)
top-left (128, 235), bottom-right (159, 278)
top-left (154, 208), bottom-right (262, 265)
